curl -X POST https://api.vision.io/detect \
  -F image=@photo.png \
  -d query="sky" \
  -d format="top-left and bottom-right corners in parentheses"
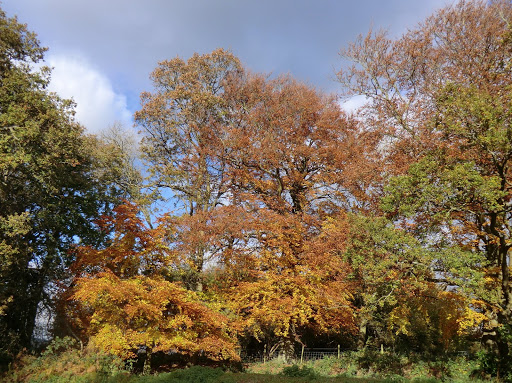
top-left (3, 0), bottom-right (449, 134)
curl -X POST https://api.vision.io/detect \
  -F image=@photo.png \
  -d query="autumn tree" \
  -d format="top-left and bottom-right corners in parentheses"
top-left (67, 203), bottom-right (239, 366)
top-left (135, 49), bottom-right (243, 290)
top-left (212, 74), bottom-right (362, 360)
top-left (339, 0), bottom-right (512, 370)
top-left (136, 54), bottom-right (363, 359)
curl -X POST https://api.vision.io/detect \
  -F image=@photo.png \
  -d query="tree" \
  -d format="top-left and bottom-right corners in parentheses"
top-left (138, 62), bottom-right (363, 359)
top-left (96, 122), bottom-right (145, 206)
top-left (0, 7), bottom-right (130, 363)
top-left (67, 204), bottom-right (239, 365)
top-left (339, 0), bottom-right (512, 370)
top-left (0, 8), bottom-right (44, 74)
top-left (213, 74), bottom-right (361, 360)
top-left (135, 49), bottom-right (243, 291)
top-left (343, 214), bottom-right (483, 353)
top-left (222, 210), bottom-right (356, 360)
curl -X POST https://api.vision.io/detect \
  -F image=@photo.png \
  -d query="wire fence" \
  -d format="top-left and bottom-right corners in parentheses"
top-left (241, 347), bottom-right (342, 363)
top-left (301, 348), bottom-right (338, 361)
top-left (241, 347), bottom-right (470, 364)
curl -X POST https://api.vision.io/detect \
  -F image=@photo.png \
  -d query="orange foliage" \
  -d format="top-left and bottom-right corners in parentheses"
top-left (67, 203), bottom-right (238, 361)
top-left (209, 74), bottom-right (361, 353)
top-left (73, 273), bottom-right (237, 360)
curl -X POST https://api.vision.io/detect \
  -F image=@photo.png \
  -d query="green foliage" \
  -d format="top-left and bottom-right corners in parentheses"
top-left (356, 350), bottom-right (406, 377)
top-left (0, 5), bottom-right (96, 362)
top-left (3, 337), bottom-right (130, 383)
top-left (40, 336), bottom-right (78, 358)
top-left (3, 349), bottom-right (492, 383)
top-left (382, 157), bottom-right (505, 228)
top-left (281, 364), bottom-right (318, 379)
top-left (0, 7), bottom-right (45, 72)
top-left (0, 5), bottom-right (144, 365)
top-left (342, 215), bottom-right (475, 353)
top-left (247, 353), bottom-right (486, 382)
top-left (476, 324), bottom-right (512, 381)
top-left (476, 350), bottom-right (501, 380)
top-left (5, 1), bottom-right (512, 378)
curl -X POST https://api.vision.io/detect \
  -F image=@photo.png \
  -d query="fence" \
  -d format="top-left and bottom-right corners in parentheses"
top-left (241, 346), bottom-right (343, 363)
top-left (300, 347), bottom-right (339, 361)
top-left (240, 347), bottom-right (470, 364)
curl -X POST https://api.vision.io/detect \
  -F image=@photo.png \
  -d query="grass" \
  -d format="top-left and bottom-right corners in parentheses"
top-left (103, 369), bottom-right (439, 383)
top-left (245, 351), bottom-right (486, 382)
top-left (1, 338), bottom-right (497, 383)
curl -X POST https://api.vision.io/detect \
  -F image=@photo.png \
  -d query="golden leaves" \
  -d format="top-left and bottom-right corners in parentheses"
top-left (69, 203), bottom-right (239, 361)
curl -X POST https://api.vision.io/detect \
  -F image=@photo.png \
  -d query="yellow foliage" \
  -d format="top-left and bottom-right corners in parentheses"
top-left (457, 306), bottom-right (488, 335)
top-left (69, 203), bottom-right (239, 362)
top-left (73, 274), bottom-right (239, 361)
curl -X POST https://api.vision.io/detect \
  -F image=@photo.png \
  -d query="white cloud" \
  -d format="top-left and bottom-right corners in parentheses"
top-left (341, 95), bottom-right (368, 114)
top-left (45, 54), bottom-right (132, 134)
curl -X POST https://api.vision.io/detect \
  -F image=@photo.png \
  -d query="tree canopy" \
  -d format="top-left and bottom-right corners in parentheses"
top-left (339, 0), bottom-right (512, 371)
top-left (2, 0), bottom-right (512, 378)
top-left (0, 8), bottom-right (141, 364)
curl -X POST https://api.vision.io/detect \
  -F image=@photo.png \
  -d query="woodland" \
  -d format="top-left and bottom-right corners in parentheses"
top-left (2, 0), bottom-right (512, 381)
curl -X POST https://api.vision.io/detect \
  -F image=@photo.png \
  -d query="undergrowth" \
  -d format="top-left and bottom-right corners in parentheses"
top-left (2, 339), bottom-right (501, 383)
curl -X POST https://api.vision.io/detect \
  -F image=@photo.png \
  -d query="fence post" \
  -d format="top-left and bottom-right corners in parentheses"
top-left (301, 344), bottom-right (304, 364)
top-left (337, 344), bottom-right (340, 359)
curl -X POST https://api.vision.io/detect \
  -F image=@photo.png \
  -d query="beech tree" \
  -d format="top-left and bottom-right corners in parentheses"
top-left (339, 0), bottom-right (512, 370)
top-left (67, 204), bottom-right (239, 365)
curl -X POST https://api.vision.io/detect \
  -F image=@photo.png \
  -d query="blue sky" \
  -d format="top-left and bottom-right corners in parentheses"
top-left (3, 0), bottom-right (449, 134)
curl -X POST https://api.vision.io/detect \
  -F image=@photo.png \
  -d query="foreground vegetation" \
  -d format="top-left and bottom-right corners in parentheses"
top-left (1, 338), bottom-right (497, 383)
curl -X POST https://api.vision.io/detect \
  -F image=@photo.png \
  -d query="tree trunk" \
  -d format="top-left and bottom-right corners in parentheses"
top-left (279, 327), bottom-right (296, 363)
top-left (358, 318), bottom-right (368, 350)
top-left (143, 348), bottom-right (152, 375)
top-left (483, 244), bottom-right (512, 374)
top-left (496, 247), bottom-right (512, 374)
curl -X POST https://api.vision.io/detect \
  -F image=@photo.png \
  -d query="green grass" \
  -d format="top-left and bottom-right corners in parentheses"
top-left (103, 369), bottom-right (438, 383)
top-left (2, 339), bottom-right (495, 383)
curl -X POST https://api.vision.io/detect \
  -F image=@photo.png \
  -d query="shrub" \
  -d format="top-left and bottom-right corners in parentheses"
top-left (281, 364), bottom-right (318, 378)
top-left (2, 337), bottom-right (130, 383)
top-left (356, 349), bottom-right (407, 376)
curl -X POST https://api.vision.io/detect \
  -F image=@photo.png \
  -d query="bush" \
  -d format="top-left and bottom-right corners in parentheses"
top-left (2, 337), bottom-right (130, 383)
top-left (356, 349), bottom-right (407, 376)
top-left (281, 364), bottom-right (318, 378)
top-left (475, 349), bottom-right (512, 382)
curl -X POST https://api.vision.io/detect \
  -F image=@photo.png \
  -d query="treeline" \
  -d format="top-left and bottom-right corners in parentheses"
top-left (2, 0), bottom-right (512, 378)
